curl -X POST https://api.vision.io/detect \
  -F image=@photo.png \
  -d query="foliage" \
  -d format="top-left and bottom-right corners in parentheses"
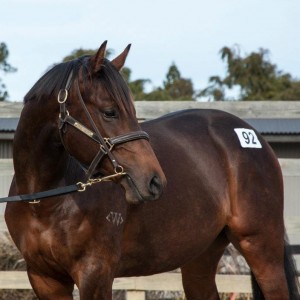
top-left (0, 42), bottom-right (17, 101)
top-left (199, 46), bottom-right (300, 101)
top-left (132, 63), bottom-right (195, 101)
top-left (60, 45), bottom-right (300, 101)
top-left (162, 63), bottom-right (194, 100)
top-left (3, 43), bottom-right (300, 102)
top-left (60, 47), bottom-right (196, 101)
top-left (62, 48), bottom-right (113, 62)
top-left (121, 67), bottom-right (151, 100)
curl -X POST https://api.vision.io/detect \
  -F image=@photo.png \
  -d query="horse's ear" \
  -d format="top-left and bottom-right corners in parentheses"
top-left (91, 40), bottom-right (108, 73)
top-left (111, 44), bottom-right (131, 71)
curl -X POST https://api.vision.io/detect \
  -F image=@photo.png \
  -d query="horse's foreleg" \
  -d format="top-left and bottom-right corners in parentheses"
top-left (78, 275), bottom-right (113, 300)
top-left (28, 268), bottom-right (74, 300)
top-left (74, 259), bottom-right (116, 300)
top-left (181, 233), bottom-right (228, 300)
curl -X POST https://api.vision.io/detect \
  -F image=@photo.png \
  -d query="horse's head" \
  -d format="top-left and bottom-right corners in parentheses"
top-left (58, 41), bottom-right (166, 203)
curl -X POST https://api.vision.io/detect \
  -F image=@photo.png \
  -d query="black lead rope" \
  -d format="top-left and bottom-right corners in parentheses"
top-left (0, 170), bottom-right (127, 204)
top-left (0, 184), bottom-right (80, 203)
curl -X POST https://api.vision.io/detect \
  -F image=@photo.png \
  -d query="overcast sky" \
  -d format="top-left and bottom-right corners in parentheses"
top-left (1, 0), bottom-right (300, 101)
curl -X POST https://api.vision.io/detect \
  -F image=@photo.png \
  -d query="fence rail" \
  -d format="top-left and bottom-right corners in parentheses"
top-left (0, 272), bottom-right (252, 292)
top-left (0, 271), bottom-right (299, 299)
top-left (135, 101), bottom-right (300, 120)
top-left (0, 271), bottom-right (253, 299)
top-left (2, 101), bottom-right (300, 119)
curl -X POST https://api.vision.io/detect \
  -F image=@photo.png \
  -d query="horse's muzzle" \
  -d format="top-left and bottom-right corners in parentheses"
top-left (121, 173), bottom-right (166, 204)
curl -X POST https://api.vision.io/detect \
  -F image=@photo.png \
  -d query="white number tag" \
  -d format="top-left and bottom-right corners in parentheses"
top-left (234, 128), bottom-right (262, 148)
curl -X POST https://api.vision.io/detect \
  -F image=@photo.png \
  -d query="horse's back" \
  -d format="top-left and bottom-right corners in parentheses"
top-left (143, 108), bottom-right (279, 176)
top-left (144, 108), bottom-right (282, 205)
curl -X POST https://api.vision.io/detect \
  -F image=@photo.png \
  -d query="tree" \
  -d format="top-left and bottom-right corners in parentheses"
top-left (199, 46), bottom-right (300, 101)
top-left (62, 48), bottom-right (113, 62)
top-left (163, 63), bottom-right (195, 100)
top-left (137, 63), bottom-right (195, 101)
top-left (121, 67), bottom-right (150, 100)
top-left (59, 48), bottom-right (196, 101)
top-left (0, 42), bottom-right (17, 101)
top-left (59, 47), bottom-right (150, 100)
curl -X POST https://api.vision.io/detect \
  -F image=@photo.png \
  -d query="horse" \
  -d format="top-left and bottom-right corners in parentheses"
top-left (5, 41), bottom-right (299, 300)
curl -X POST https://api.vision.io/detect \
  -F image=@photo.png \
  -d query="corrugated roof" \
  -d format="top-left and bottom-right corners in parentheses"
top-left (245, 119), bottom-right (300, 135)
top-left (0, 118), bottom-right (19, 132)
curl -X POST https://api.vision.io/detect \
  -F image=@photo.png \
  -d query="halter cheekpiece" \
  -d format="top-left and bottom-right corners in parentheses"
top-left (58, 70), bottom-right (149, 181)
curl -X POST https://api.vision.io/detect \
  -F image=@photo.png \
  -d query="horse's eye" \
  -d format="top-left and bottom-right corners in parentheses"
top-left (103, 109), bottom-right (118, 119)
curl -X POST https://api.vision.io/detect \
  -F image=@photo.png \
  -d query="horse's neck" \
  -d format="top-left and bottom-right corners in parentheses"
top-left (13, 102), bottom-right (67, 195)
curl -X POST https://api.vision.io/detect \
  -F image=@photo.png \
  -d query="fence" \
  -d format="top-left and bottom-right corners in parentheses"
top-left (2, 101), bottom-right (300, 119)
top-left (0, 272), bottom-right (253, 299)
top-left (0, 271), bottom-right (299, 299)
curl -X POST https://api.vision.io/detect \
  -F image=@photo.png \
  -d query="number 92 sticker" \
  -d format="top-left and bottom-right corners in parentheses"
top-left (234, 128), bottom-right (262, 149)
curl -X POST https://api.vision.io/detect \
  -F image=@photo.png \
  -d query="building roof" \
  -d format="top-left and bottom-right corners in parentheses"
top-left (0, 117), bottom-right (299, 136)
top-left (0, 118), bottom-right (19, 132)
top-left (245, 119), bottom-right (300, 135)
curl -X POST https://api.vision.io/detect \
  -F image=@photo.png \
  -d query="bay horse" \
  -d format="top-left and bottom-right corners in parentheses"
top-left (5, 42), bottom-right (300, 299)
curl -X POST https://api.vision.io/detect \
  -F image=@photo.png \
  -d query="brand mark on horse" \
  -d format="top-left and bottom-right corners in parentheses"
top-left (106, 212), bottom-right (124, 226)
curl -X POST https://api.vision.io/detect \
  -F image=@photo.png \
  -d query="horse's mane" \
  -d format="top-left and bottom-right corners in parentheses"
top-left (24, 57), bottom-right (132, 111)
top-left (24, 58), bottom-right (84, 104)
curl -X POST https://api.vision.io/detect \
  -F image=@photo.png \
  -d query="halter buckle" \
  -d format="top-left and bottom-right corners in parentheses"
top-left (104, 138), bottom-right (114, 151)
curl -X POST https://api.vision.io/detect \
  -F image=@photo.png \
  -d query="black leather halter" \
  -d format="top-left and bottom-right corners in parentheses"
top-left (58, 70), bottom-right (149, 180)
top-left (0, 69), bottom-right (149, 204)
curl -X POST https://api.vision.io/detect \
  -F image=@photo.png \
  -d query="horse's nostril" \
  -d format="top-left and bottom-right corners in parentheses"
top-left (149, 175), bottom-right (163, 198)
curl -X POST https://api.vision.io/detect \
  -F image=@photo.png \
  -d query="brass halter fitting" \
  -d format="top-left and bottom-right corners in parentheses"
top-left (77, 167), bottom-right (126, 192)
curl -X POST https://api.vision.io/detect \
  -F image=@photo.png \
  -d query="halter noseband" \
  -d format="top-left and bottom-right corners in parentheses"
top-left (58, 70), bottom-right (149, 183)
